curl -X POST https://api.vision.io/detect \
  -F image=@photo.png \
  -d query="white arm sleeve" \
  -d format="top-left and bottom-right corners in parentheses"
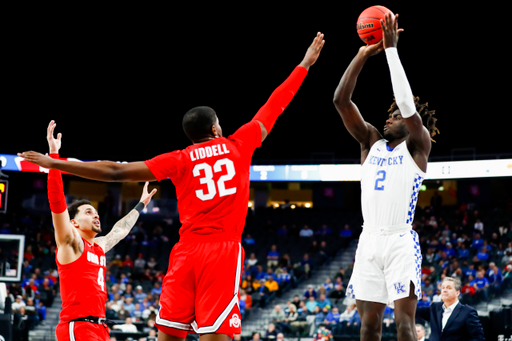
top-left (385, 47), bottom-right (416, 118)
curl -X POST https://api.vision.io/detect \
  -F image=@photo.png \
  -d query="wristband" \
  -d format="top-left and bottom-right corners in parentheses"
top-left (48, 153), bottom-right (67, 214)
top-left (134, 202), bottom-right (145, 213)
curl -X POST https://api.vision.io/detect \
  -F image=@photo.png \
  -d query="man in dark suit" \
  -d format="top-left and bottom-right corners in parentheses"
top-left (416, 277), bottom-right (485, 341)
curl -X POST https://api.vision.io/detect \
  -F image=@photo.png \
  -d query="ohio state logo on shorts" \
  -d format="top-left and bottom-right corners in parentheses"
top-left (229, 313), bottom-right (241, 328)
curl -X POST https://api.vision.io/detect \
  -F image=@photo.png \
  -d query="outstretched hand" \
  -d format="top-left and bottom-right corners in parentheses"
top-left (140, 182), bottom-right (157, 207)
top-left (381, 12), bottom-right (404, 49)
top-left (17, 151), bottom-right (54, 169)
top-left (47, 120), bottom-right (62, 154)
top-left (299, 32), bottom-right (325, 70)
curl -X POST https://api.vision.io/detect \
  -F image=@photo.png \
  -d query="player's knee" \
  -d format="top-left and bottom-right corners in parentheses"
top-left (360, 323), bottom-right (382, 338)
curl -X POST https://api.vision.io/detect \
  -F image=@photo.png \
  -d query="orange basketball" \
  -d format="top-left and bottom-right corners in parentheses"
top-left (356, 5), bottom-right (393, 45)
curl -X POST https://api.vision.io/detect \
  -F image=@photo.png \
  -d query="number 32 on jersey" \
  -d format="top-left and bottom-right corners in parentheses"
top-left (193, 158), bottom-right (237, 201)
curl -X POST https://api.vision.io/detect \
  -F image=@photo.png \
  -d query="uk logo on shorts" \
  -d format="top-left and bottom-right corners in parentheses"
top-left (229, 313), bottom-right (241, 328)
top-left (394, 282), bottom-right (406, 294)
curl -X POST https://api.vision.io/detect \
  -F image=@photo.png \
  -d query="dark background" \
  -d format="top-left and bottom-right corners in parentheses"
top-left (2, 2), bottom-right (510, 164)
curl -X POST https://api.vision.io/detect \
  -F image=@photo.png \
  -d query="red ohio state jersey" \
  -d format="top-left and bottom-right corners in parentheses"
top-left (144, 121), bottom-right (262, 241)
top-left (56, 238), bottom-right (107, 322)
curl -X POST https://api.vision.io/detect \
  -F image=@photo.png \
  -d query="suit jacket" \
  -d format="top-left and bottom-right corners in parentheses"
top-left (416, 301), bottom-right (485, 341)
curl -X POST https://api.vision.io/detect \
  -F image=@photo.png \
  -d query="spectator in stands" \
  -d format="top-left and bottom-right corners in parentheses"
top-left (422, 278), bottom-right (435, 297)
top-left (417, 293), bottom-right (431, 308)
top-left (246, 253), bottom-right (258, 268)
top-left (314, 306), bottom-right (326, 326)
top-left (131, 303), bottom-right (143, 320)
top-left (150, 282), bottom-right (161, 297)
top-left (117, 304), bottom-right (130, 320)
top-left (487, 262), bottom-right (503, 297)
top-left (328, 283), bottom-right (345, 305)
top-left (134, 285), bottom-right (148, 303)
top-left (241, 274), bottom-right (257, 294)
top-left (38, 277), bottom-right (55, 307)
top-left (299, 225), bottom-right (314, 238)
top-left (243, 234), bottom-right (256, 246)
top-left (251, 332), bottom-right (261, 341)
top-left (475, 246), bottom-right (489, 262)
top-left (37, 301), bottom-right (47, 324)
top-left (471, 233), bottom-right (484, 252)
top-left (112, 317), bottom-right (138, 333)
top-left (339, 224), bottom-right (353, 247)
top-left (122, 255), bottom-right (134, 270)
top-left (432, 288), bottom-right (442, 303)
top-left (471, 270), bottom-right (489, 302)
top-left (12, 295), bottom-right (25, 312)
top-left (240, 289), bottom-right (252, 310)
top-left (267, 245), bottom-right (279, 268)
top-left (24, 298), bottom-right (39, 329)
top-left (306, 296), bottom-right (318, 313)
top-left (134, 253), bottom-right (146, 274)
top-left (303, 284), bottom-right (317, 300)
top-left (265, 274), bottom-right (279, 293)
top-left (324, 306), bottom-right (340, 327)
top-left (258, 279), bottom-right (271, 308)
top-left (321, 277), bottom-right (334, 293)
top-left (415, 324), bottom-right (426, 341)
top-left (315, 224), bottom-right (332, 239)
top-left (316, 293), bottom-right (332, 310)
top-left (106, 301), bottom-right (118, 319)
top-left (270, 304), bottom-right (286, 325)
top-left (339, 303), bottom-right (356, 325)
top-left (265, 322), bottom-right (278, 340)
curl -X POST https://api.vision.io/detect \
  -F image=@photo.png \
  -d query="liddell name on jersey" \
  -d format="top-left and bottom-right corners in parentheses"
top-left (190, 143), bottom-right (230, 162)
top-left (368, 155), bottom-right (404, 167)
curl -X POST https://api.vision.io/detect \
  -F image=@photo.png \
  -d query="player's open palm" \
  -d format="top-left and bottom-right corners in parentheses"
top-left (140, 182), bottom-right (157, 207)
top-left (47, 120), bottom-right (62, 154)
top-left (300, 32), bottom-right (325, 68)
top-left (381, 13), bottom-right (404, 49)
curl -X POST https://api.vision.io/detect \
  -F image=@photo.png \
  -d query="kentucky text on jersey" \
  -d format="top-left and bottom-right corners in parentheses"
top-left (368, 155), bottom-right (404, 167)
top-left (190, 144), bottom-right (230, 161)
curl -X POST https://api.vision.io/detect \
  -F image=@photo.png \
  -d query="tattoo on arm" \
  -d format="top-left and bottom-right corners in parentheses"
top-left (96, 210), bottom-right (140, 253)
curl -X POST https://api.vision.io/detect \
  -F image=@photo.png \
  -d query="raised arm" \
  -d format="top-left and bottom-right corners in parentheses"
top-left (253, 32), bottom-right (325, 142)
top-left (381, 13), bottom-right (431, 162)
top-left (333, 42), bottom-right (384, 154)
top-left (95, 182), bottom-right (157, 253)
top-left (43, 121), bottom-right (83, 264)
top-left (18, 121), bottom-right (157, 182)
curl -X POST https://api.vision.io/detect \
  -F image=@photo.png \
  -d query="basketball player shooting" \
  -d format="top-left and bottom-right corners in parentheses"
top-left (19, 32), bottom-right (325, 341)
top-left (333, 13), bottom-right (438, 341)
top-left (39, 121), bottom-right (157, 341)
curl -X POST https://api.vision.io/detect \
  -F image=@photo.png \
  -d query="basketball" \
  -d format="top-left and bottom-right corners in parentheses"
top-left (356, 5), bottom-right (393, 45)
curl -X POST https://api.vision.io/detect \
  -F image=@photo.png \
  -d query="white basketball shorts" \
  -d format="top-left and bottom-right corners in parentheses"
top-left (345, 226), bottom-right (422, 308)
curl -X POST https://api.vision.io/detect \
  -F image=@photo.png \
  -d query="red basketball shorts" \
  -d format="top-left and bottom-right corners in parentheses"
top-left (155, 238), bottom-right (244, 338)
top-left (55, 321), bottom-right (109, 341)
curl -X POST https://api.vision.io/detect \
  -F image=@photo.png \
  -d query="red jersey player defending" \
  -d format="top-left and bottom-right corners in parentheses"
top-left (19, 32), bottom-right (324, 341)
top-left (41, 121), bottom-right (157, 341)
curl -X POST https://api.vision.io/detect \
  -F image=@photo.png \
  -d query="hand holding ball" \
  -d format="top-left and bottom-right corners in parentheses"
top-left (356, 5), bottom-right (393, 45)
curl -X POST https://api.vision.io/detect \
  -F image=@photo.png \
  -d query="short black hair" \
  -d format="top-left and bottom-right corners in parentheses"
top-left (182, 106), bottom-right (217, 141)
top-left (67, 199), bottom-right (93, 220)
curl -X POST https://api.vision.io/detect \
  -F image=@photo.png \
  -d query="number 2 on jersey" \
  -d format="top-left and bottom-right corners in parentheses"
top-left (193, 158), bottom-right (237, 201)
top-left (374, 170), bottom-right (386, 191)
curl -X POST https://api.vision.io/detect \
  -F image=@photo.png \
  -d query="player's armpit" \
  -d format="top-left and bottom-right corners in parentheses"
top-left (255, 121), bottom-right (268, 142)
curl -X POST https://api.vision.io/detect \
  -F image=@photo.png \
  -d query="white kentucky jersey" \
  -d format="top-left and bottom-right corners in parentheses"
top-left (361, 139), bottom-right (426, 229)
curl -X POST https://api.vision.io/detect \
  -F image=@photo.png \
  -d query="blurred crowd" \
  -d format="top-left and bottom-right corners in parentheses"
top-left (1, 195), bottom-right (512, 340)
